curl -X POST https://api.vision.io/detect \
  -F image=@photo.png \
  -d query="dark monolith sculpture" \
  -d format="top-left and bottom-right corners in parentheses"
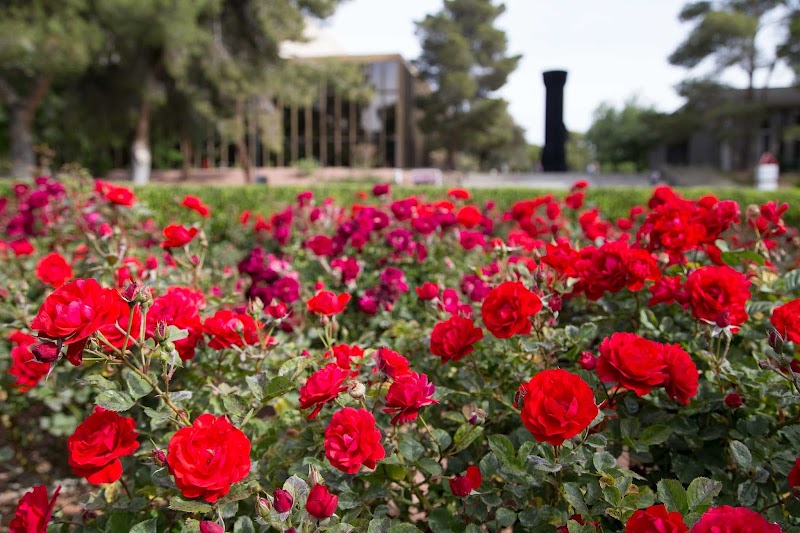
top-left (541, 70), bottom-right (568, 172)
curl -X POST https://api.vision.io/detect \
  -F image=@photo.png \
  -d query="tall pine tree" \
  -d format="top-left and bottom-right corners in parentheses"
top-left (415, 0), bottom-right (522, 170)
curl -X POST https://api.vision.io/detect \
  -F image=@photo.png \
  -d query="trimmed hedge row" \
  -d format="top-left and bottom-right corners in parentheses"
top-left (2, 181), bottom-right (798, 240)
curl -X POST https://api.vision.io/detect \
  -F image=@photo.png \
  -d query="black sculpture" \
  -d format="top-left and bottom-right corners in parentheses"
top-left (541, 70), bottom-right (568, 172)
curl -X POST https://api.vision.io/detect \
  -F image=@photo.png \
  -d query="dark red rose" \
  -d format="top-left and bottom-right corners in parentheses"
top-left (273, 488), bottom-right (294, 513)
top-left (429, 316), bottom-right (484, 364)
top-left (626, 504), bottom-right (688, 533)
top-left (180, 195), bottom-right (211, 217)
top-left (661, 343), bottom-right (699, 405)
top-left (307, 290), bottom-right (351, 316)
top-left (374, 348), bottom-right (411, 379)
top-left (8, 331), bottom-right (50, 391)
top-left (9, 484), bottom-right (61, 533)
top-left (788, 457), bottom-right (800, 489)
top-left (167, 414), bottom-right (251, 503)
top-left (520, 369), bottom-right (598, 445)
top-left (771, 299), bottom-right (800, 345)
top-left (324, 407), bottom-right (385, 474)
top-left (578, 351), bottom-right (597, 370)
top-left (725, 392), bottom-right (744, 409)
top-left (684, 266), bottom-right (750, 328)
top-left (596, 333), bottom-right (668, 397)
top-left (383, 372), bottom-right (439, 425)
top-left (203, 310), bottom-right (260, 349)
top-left (692, 506), bottom-right (782, 533)
top-left (449, 465), bottom-right (482, 497)
top-left (299, 364), bottom-right (349, 419)
top-left (67, 408), bottom-right (139, 484)
top-left (147, 287), bottom-right (205, 361)
top-left (648, 275), bottom-right (684, 307)
top-left (481, 281), bottom-right (542, 339)
top-left (306, 484), bottom-right (338, 520)
top-left (35, 252), bottom-right (73, 288)
top-left (161, 224), bottom-right (199, 249)
top-left (31, 278), bottom-right (118, 365)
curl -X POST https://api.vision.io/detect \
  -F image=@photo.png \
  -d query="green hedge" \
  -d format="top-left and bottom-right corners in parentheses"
top-left (2, 181), bottom-right (798, 240)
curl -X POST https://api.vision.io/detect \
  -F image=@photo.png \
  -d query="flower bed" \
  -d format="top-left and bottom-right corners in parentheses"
top-left (2, 176), bottom-right (800, 532)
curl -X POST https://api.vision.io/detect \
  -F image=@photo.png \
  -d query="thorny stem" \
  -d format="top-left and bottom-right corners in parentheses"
top-left (418, 414), bottom-right (441, 460)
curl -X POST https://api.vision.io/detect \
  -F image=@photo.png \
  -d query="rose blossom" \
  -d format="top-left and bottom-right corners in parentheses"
top-left (8, 331), bottom-right (50, 391)
top-left (481, 281), bottom-right (542, 338)
top-left (306, 484), bottom-right (338, 520)
top-left (167, 414), bottom-right (251, 503)
top-left (661, 343), bottom-right (699, 405)
top-left (34, 252), bottom-right (73, 288)
top-left (324, 407), bottom-right (385, 474)
top-left (692, 506), bottom-right (782, 533)
top-left (684, 265), bottom-right (750, 328)
top-left (9, 484), bottom-right (61, 533)
top-left (180, 195), bottom-right (211, 217)
top-left (449, 466), bottom-right (482, 497)
top-left (625, 504), bottom-right (688, 533)
top-left (67, 408), bottom-right (140, 484)
top-left (520, 369), bottom-right (598, 446)
top-left (203, 310), bottom-right (260, 349)
top-left (161, 224), bottom-right (199, 249)
top-left (383, 372), bottom-right (439, 425)
top-left (429, 316), bottom-right (484, 363)
top-left (596, 333), bottom-right (668, 397)
top-left (307, 290), bottom-right (351, 316)
top-left (299, 364), bottom-right (350, 419)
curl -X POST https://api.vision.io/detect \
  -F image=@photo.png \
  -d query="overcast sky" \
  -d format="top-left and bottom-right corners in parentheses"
top-left (322, 0), bottom-right (796, 145)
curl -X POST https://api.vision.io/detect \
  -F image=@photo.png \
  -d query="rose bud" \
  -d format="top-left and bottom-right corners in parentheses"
top-left (152, 448), bottom-right (167, 466)
top-left (307, 465), bottom-right (323, 488)
top-left (578, 351), bottom-right (597, 371)
top-left (273, 488), bottom-right (294, 513)
top-left (121, 282), bottom-right (140, 304)
top-left (449, 474), bottom-right (473, 497)
top-left (724, 393), bottom-right (744, 409)
top-left (306, 484), bottom-right (338, 520)
top-left (199, 522), bottom-right (224, 533)
top-left (469, 408), bottom-right (486, 426)
top-left (548, 296), bottom-right (562, 312)
top-left (153, 321), bottom-right (169, 343)
top-left (82, 510), bottom-right (98, 523)
top-left (792, 359), bottom-right (800, 374)
top-left (145, 255), bottom-right (158, 270)
top-left (768, 330), bottom-right (783, 350)
top-left (348, 380), bottom-right (366, 400)
top-left (715, 311), bottom-right (731, 328)
top-left (32, 342), bottom-right (60, 363)
top-left (256, 497), bottom-right (271, 518)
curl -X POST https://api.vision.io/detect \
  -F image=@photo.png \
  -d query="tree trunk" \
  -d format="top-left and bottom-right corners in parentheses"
top-left (180, 137), bottom-right (192, 182)
top-left (9, 106), bottom-right (34, 180)
top-left (131, 97), bottom-right (151, 185)
top-left (235, 99), bottom-right (253, 184)
top-left (445, 148), bottom-right (456, 171)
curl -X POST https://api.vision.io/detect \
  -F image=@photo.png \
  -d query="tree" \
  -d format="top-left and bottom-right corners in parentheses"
top-left (414, 0), bottom-right (522, 170)
top-left (669, 0), bottom-right (788, 168)
top-left (0, 1), bottom-right (101, 180)
top-left (585, 99), bottom-right (660, 172)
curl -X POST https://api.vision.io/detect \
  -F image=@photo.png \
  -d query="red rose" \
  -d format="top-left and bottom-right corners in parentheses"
top-left (203, 310), bottom-right (260, 349)
top-left (180, 195), bottom-right (211, 217)
top-left (596, 333), bottom-right (667, 397)
top-left (416, 282), bottom-right (440, 300)
top-left (9, 239), bottom-right (34, 257)
top-left (98, 291), bottom-right (143, 351)
top-left (9, 484), bottom-right (61, 533)
top-left (725, 392), bottom-right (744, 409)
top-left (31, 278), bottom-right (118, 365)
top-left (685, 266), bottom-right (750, 328)
top-left (95, 180), bottom-right (137, 206)
top-left (481, 281), bottom-right (542, 339)
top-left (383, 372), bottom-right (439, 425)
top-left (324, 344), bottom-right (365, 370)
top-left (520, 369), bottom-right (598, 445)
top-left (448, 188), bottom-right (471, 200)
top-left (450, 465), bottom-right (482, 497)
top-left (200, 522), bottom-right (223, 533)
top-left (35, 252), bottom-right (73, 288)
top-left (661, 343), bottom-right (699, 405)
top-left (374, 348), bottom-right (411, 379)
top-left (692, 506), bottom-right (783, 533)
top-left (626, 504), bottom-right (688, 533)
top-left (648, 276), bottom-right (685, 307)
top-left (167, 414), bottom-right (251, 503)
top-left (306, 484), bottom-right (338, 520)
top-left (457, 205), bottom-right (483, 228)
top-left (299, 364), bottom-right (350, 419)
top-left (771, 299), bottom-right (800, 345)
top-left (147, 287), bottom-right (205, 361)
top-left (788, 457), bottom-right (800, 488)
top-left (307, 290), bottom-right (351, 316)
top-left (273, 488), bottom-right (294, 513)
top-left (67, 408), bottom-right (139, 484)
top-left (161, 224), bottom-right (199, 249)
top-left (8, 331), bottom-right (50, 391)
top-left (429, 316), bottom-right (484, 363)
top-left (324, 407), bottom-right (385, 474)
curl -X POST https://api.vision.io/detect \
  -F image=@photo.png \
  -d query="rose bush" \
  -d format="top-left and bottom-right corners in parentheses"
top-left (1, 176), bottom-right (799, 531)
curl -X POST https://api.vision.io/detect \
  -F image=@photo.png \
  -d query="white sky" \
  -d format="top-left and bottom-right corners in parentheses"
top-left (322, 0), bottom-right (796, 145)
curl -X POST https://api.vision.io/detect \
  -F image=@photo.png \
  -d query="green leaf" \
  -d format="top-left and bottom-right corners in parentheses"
top-left (657, 479), bottom-right (689, 515)
top-left (368, 517), bottom-right (391, 533)
top-left (487, 435), bottom-right (515, 466)
top-left (431, 428), bottom-right (452, 450)
top-left (123, 369), bottom-right (153, 400)
top-left (129, 519), bottom-right (157, 533)
top-left (398, 436), bottom-right (425, 462)
top-left (95, 390), bottom-right (135, 411)
top-left (245, 373), bottom-right (267, 402)
top-left (222, 394), bottom-right (248, 418)
top-left (416, 457), bottom-right (443, 476)
top-left (167, 325), bottom-right (189, 342)
top-left (687, 477), bottom-right (722, 512)
top-left (641, 424), bottom-right (672, 446)
top-left (389, 523), bottom-right (422, 533)
top-left (737, 480), bottom-right (758, 507)
top-left (429, 507), bottom-right (459, 533)
top-left (78, 374), bottom-right (119, 391)
top-left (282, 475), bottom-right (309, 506)
top-left (168, 496), bottom-right (212, 513)
top-left (721, 250), bottom-right (765, 267)
top-left (593, 451), bottom-right (617, 472)
top-left (450, 424), bottom-right (484, 454)
top-left (279, 356), bottom-right (315, 378)
top-left (562, 483), bottom-right (589, 516)
top-left (783, 269), bottom-right (800, 292)
top-left (263, 376), bottom-right (294, 402)
top-left (495, 507), bottom-right (517, 527)
top-left (729, 440), bottom-right (752, 471)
